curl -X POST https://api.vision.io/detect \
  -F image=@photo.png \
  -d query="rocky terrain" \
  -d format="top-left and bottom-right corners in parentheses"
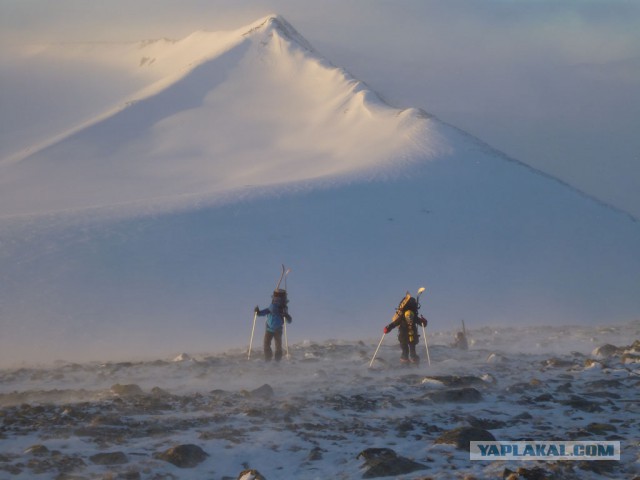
top-left (1, 322), bottom-right (639, 479)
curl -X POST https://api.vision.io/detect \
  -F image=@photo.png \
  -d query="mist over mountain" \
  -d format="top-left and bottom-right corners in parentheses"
top-left (1, 15), bottom-right (638, 367)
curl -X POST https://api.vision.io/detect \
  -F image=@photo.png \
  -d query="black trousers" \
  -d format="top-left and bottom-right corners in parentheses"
top-left (400, 343), bottom-right (419, 362)
top-left (263, 330), bottom-right (283, 362)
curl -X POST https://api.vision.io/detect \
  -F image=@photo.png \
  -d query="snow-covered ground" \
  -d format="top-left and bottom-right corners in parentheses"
top-left (1, 321), bottom-right (638, 479)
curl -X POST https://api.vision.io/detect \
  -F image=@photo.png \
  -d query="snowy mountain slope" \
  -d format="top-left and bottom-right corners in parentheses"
top-left (0, 15), bottom-right (445, 217)
top-left (0, 19), bottom-right (274, 165)
top-left (0, 15), bottom-right (639, 367)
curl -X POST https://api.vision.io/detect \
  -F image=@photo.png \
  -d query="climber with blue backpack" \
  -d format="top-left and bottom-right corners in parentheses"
top-left (255, 288), bottom-right (292, 362)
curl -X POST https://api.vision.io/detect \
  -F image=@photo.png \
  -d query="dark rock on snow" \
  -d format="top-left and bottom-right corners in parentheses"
top-left (584, 378), bottom-right (624, 390)
top-left (512, 411), bottom-right (533, 421)
top-left (434, 426), bottom-right (496, 451)
top-left (505, 380), bottom-right (544, 394)
top-left (585, 422), bottom-right (618, 435)
top-left (357, 447), bottom-right (427, 478)
top-left (462, 414), bottom-right (508, 430)
top-left (561, 395), bottom-right (604, 413)
top-left (238, 469), bottom-right (267, 479)
top-left (24, 453), bottom-right (86, 475)
top-left (24, 444), bottom-right (50, 456)
top-left (246, 384), bottom-right (275, 400)
top-left (116, 472), bottom-right (142, 480)
top-left (541, 357), bottom-right (575, 368)
top-left (307, 446), bottom-right (326, 461)
top-left (591, 340), bottom-right (640, 360)
top-left (110, 383), bottom-right (145, 397)
top-left (422, 387), bottom-right (483, 403)
top-left (89, 451), bottom-right (128, 465)
top-left (503, 466), bottom-right (550, 480)
top-left (578, 459), bottom-right (619, 475)
top-left (154, 444), bottom-right (208, 468)
top-left (591, 344), bottom-right (621, 358)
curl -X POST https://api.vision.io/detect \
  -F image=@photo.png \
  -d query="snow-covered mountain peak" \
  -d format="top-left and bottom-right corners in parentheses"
top-left (0, 15), bottom-right (447, 218)
top-left (244, 14), bottom-right (316, 53)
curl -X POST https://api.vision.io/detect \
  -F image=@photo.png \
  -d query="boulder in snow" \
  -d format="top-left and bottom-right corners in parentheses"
top-left (434, 426), bottom-right (496, 451)
top-left (89, 451), bottom-right (128, 465)
top-left (246, 384), bottom-right (275, 400)
top-left (238, 469), bottom-right (267, 480)
top-left (110, 384), bottom-right (144, 397)
top-left (591, 344), bottom-right (621, 358)
top-left (154, 444), bottom-right (208, 468)
top-left (356, 447), bottom-right (427, 478)
top-left (422, 387), bottom-right (483, 403)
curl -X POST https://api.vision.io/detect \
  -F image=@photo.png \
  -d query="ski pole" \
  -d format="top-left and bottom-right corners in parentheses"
top-left (369, 332), bottom-right (386, 368)
top-left (248, 311), bottom-right (258, 360)
top-left (421, 323), bottom-right (431, 366)
top-left (283, 320), bottom-right (290, 360)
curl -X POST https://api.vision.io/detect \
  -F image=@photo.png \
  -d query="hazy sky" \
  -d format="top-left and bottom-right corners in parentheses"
top-left (2, 0), bottom-right (640, 217)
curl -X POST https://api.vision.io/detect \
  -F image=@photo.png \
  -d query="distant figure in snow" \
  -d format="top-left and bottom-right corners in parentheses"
top-left (452, 331), bottom-right (469, 350)
top-left (452, 320), bottom-right (469, 350)
top-left (255, 289), bottom-right (292, 362)
top-left (383, 293), bottom-right (427, 364)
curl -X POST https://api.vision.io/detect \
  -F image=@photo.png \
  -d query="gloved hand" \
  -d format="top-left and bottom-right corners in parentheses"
top-left (284, 314), bottom-right (292, 324)
top-left (419, 316), bottom-right (428, 327)
top-left (254, 306), bottom-right (260, 314)
top-left (383, 326), bottom-right (390, 334)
